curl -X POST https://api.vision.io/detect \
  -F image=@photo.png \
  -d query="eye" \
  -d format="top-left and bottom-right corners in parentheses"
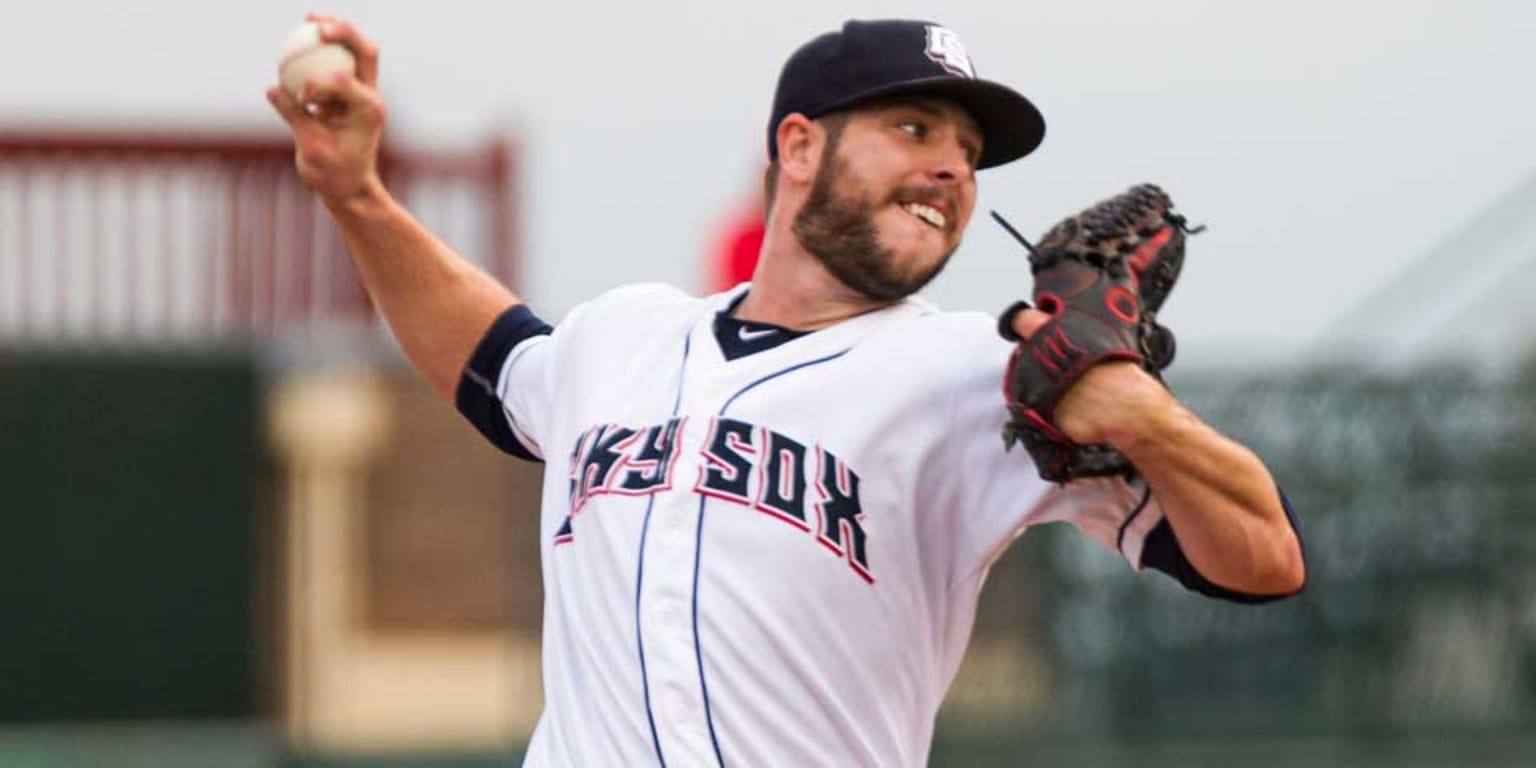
top-left (961, 141), bottom-right (981, 168)
top-left (897, 120), bottom-right (928, 139)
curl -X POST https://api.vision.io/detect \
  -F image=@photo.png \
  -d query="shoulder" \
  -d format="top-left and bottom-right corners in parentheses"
top-left (827, 303), bottom-right (1013, 403)
top-left (557, 283), bottom-right (705, 331)
top-left (908, 307), bottom-right (997, 336)
top-left (877, 295), bottom-right (999, 336)
top-left (580, 282), bottom-right (700, 314)
top-left (866, 304), bottom-right (1008, 360)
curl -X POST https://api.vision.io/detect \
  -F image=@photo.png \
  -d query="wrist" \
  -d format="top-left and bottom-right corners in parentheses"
top-left (322, 174), bottom-right (393, 219)
top-left (1054, 363), bottom-right (1175, 447)
top-left (1100, 375), bottom-right (1188, 454)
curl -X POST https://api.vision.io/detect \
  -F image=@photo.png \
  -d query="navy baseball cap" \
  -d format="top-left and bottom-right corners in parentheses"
top-left (768, 20), bottom-right (1046, 170)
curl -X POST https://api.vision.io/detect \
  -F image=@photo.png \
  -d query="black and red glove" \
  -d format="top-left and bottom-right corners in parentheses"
top-left (994, 183), bottom-right (1201, 482)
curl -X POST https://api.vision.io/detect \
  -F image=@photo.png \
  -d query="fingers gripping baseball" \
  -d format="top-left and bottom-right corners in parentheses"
top-left (308, 14), bottom-right (382, 86)
top-left (267, 17), bottom-right (386, 204)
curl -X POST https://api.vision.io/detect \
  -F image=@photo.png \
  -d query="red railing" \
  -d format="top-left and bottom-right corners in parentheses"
top-left (0, 130), bottom-right (519, 343)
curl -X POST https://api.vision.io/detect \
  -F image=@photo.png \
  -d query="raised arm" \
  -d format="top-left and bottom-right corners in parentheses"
top-left (265, 14), bottom-right (519, 401)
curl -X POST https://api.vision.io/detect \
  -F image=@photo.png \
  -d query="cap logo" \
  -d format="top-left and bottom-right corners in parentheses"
top-left (924, 26), bottom-right (975, 79)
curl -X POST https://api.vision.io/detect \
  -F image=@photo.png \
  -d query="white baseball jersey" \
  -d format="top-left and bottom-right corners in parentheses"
top-left (468, 283), bottom-right (1165, 767)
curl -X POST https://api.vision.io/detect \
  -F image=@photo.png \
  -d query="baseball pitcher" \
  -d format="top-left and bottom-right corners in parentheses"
top-left (269, 15), bottom-right (1306, 767)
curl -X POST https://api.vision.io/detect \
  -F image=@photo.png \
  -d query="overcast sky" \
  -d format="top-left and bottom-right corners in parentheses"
top-left (1, 1), bottom-right (1531, 366)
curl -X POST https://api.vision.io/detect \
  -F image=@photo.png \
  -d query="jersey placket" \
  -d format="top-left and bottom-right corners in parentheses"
top-left (633, 303), bottom-right (863, 765)
top-left (637, 427), bottom-right (719, 764)
top-left (632, 324), bottom-right (732, 765)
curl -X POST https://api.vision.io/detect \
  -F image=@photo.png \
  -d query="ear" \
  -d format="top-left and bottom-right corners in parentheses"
top-left (775, 113), bottom-right (822, 185)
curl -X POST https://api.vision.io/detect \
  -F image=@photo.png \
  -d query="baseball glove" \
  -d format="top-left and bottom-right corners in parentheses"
top-left (992, 183), bottom-right (1202, 483)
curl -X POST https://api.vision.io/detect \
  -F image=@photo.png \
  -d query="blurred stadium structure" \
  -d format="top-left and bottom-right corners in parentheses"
top-left (1325, 172), bottom-right (1536, 374)
top-left (0, 131), bottom-right (519, 342)
top-left (0, 129), bottom-right (541, 767)
top-left (1, 127), bottom-right (1534, 767)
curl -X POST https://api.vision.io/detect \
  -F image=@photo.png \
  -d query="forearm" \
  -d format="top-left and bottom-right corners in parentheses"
top-left (326, 180), bottom-right (520, 401)
top-left (1111, 392), bottom-right (1303, 595)
top-left (1061, 365), bottom-right (1305, 595)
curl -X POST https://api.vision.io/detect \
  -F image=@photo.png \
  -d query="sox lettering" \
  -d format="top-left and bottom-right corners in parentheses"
top-left (559, 416), bottom-right (872, 582)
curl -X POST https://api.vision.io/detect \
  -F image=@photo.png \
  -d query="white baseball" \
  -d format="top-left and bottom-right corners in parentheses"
top-left (278, 22), bottom-right (357, 99)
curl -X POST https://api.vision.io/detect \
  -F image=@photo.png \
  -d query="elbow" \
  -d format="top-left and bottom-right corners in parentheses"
top-left (1254, 530), bottom-right (1307, 598)
top-left (1271, 484), bottom-right (1307, 596)
top-left (1244, 485), bottom-right (1307, 599)
top-left (1220, 529), bottom-right (1306, 603)
top-left (1273, 536), bottom-right (1307, 595)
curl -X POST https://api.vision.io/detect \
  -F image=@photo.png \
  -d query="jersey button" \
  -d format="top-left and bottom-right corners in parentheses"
top-left (668, 691), bottom-right (691, 720)
top-left (661, 601), bottom-right (684, 627)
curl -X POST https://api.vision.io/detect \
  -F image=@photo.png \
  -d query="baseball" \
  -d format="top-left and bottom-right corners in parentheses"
top-left (278, 22), bottom-right (356, 99)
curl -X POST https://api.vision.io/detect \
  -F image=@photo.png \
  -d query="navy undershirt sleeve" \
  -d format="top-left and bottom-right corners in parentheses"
top-left (454, 304), bottom-right (553, 461)
top-left (1139, 485), bottom-right (1305, 604)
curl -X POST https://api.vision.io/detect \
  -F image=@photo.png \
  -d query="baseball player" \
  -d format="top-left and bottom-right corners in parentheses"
top-left (269, 15), bottom-right (1306, 767)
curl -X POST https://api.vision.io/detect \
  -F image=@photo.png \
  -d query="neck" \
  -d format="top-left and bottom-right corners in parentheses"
top-left (735, 215), bottom-right (893, 330)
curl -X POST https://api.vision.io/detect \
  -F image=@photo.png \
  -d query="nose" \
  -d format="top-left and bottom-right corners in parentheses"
top-left (928, 140), bottom-right (974, 185)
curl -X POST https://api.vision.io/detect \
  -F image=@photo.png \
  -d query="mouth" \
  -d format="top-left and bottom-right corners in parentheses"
top-left (900, 201), bottom-right (949, 230)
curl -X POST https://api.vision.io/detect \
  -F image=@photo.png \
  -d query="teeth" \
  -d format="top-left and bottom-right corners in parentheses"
top-left (903, 202), bottom-right (947, 229)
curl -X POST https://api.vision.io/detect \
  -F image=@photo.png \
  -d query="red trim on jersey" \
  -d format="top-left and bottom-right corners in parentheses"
top-left (753, 436), bottom-right (812, 533)
top-left (606, 418), bottom-right (688, 499)
top-left (572, 421), bottom-right (633, 515)
top-left (692, 417), bottom-right (755, 506)
top-left (810, 446), bottom-right (875, 584)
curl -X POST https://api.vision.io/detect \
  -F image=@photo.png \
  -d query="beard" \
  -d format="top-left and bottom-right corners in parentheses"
top-left (791, 145), bottom-right (959, 303)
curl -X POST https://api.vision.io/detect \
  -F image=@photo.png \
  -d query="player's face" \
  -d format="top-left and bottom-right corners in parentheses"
top-left (792, 98), bottom-right (981, 302)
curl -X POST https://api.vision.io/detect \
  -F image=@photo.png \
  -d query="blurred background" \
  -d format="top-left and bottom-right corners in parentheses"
top-left (0, 1), bottom-right (1532, 766)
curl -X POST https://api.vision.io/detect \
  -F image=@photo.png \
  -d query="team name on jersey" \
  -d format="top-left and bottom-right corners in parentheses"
top-left (561, 417), bottom-right (872, 583)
